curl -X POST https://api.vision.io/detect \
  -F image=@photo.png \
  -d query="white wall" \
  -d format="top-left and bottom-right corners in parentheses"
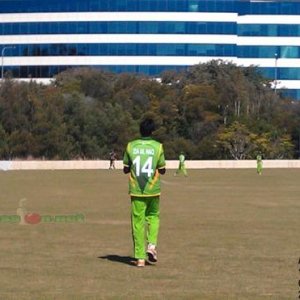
top-left (1, 160), bottom-right (300, 171)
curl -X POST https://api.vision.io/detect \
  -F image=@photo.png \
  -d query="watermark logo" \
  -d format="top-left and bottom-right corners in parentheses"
top-left (0, 198), bottom-right (85, 225)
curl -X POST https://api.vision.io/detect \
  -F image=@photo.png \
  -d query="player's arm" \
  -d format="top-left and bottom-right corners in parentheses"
top-left (157, 144), bottom-right (166, 175)
top-left (123, 144), bottom-right (131, 174)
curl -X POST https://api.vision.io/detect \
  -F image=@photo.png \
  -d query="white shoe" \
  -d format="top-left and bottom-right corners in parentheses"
top-left (147, 246), bottom-right (157, 264)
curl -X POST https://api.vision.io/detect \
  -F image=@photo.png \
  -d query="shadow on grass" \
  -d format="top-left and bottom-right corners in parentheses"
top-left (99, 255), bottom-right (135, 266)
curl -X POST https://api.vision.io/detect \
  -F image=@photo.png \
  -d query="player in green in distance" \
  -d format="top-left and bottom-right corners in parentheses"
top-left (123, 118), bottom-right (166, 267)
top-left (256, 154), bottom-right (263, 175)
top-left (174, 151), bottom-right (187, 177)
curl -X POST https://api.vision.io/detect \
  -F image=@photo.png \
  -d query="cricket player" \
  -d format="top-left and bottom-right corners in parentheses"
top-left (123, 118), bottom-right (166, 267)
top-left (174, 151), bottom-right (187, 177)
top-left (257, 154), bottom-right (263, 175)
top-left (109, 149), bottom-right (117, 169)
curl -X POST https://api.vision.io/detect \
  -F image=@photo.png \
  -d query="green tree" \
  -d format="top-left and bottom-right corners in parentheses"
top-left (216, 122), bottom-right (257, 159)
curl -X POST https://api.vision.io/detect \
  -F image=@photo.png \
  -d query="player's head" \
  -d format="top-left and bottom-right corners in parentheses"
top-left (140, 118), bottom-right (155, 137)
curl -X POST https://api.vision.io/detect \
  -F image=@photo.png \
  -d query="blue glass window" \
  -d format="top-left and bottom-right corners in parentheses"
top-left (0, 0), bottom-right (236, 13)
top-left (7, 43), bottom-right (236, 57)
top-left (7, 64), bottom-right (189, 78)
top-left (238, 1), bottom-right (300, 15)
top-left (1, 0), bottom-right (299, 14)
top-left (281, 89), bottom-right (300, 100)
top-left (259, 67), bottom-right (300, 81)
top-left (238, 46), bottom-right (300, 59)
top-left (239, 24), bottom-right (300, 37)
top-left (0, 21), bottom-right (236, 35)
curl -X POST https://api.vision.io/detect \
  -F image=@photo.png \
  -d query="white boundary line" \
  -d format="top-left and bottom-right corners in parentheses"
top-left (1, 160), bottom-right (300, 171)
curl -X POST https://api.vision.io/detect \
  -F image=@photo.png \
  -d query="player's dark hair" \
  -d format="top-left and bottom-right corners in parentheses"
top-left (140, 118), bottom-right (155, 137)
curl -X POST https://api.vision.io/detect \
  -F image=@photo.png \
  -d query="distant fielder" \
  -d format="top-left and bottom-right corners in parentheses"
top-left (174, 151), bottom-right (187, 177)
top-left (123, 118), bottom-right (166, 267)
top-left (256, 154), bottom-right (263, 175)
top-left (109, 149), bottom-right (117, 169)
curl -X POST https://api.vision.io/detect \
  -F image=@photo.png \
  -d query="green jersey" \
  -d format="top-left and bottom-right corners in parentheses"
top-left (179, 154), bottom-right (185, 164)
top-left (123, 137), bottom-right (166, 197)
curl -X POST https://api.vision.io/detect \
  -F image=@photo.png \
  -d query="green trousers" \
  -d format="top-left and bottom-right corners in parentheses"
top-left (257, 162), bottom-right (263, 175)
top-left (131, 196), bottom-right (160, 259)
top-left (176, 163), bottom-right (187, 176)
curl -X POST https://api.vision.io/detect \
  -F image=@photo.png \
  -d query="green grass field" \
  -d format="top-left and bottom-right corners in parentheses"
top-left (0, 169), bottom-right (299, 299)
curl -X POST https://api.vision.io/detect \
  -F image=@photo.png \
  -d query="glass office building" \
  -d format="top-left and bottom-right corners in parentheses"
top-left (0, 0), bottom-right (300, 99)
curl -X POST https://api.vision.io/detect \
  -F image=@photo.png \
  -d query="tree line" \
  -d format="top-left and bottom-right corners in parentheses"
top-left (0, 60), bottom-right (299, 160)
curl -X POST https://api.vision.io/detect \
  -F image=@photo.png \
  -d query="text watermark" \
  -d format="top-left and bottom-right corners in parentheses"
top-left (0, 213), bottom-right (85, 224)
top-left (0, 198), bottom-right (85, 225)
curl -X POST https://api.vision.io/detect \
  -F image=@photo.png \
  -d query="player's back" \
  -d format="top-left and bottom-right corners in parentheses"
top-left (124, 137), bottom-right (165, 197)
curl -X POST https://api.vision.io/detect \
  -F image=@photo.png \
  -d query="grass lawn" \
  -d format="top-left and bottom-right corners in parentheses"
top-left (0, 169), bottom-right (299, 299)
